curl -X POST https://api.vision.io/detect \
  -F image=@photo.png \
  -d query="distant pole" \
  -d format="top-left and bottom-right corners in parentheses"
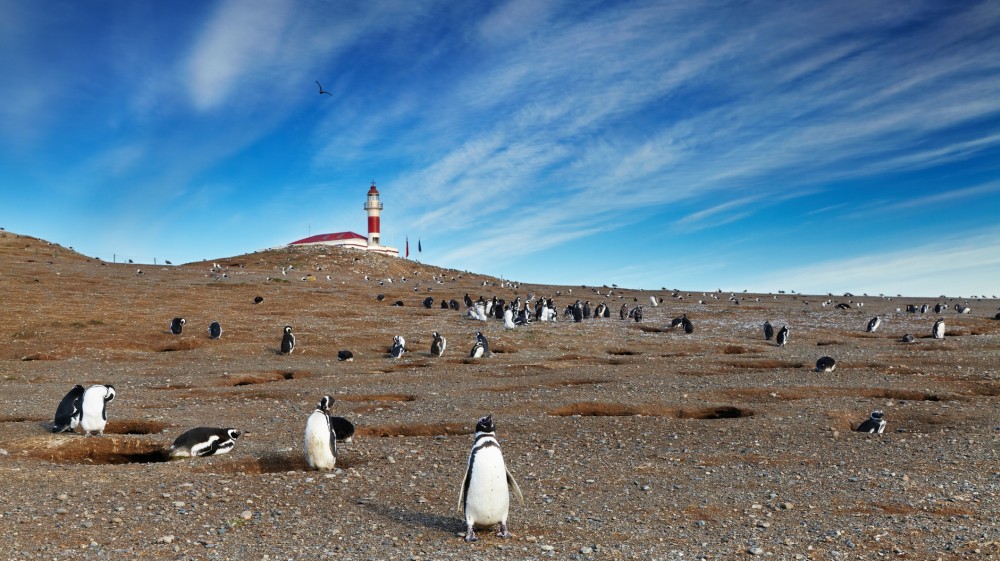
top-left (113, 253), bottom-right (116, 263)
top-left (154, 257), bottom-right (157, 265)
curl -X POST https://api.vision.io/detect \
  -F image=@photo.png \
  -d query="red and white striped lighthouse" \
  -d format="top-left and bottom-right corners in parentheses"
top-left (364, 181), bottom-right (383, 247)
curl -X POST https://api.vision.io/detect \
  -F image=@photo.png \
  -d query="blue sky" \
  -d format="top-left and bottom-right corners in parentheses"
top-left (2, 0), bottom-right (999, 297)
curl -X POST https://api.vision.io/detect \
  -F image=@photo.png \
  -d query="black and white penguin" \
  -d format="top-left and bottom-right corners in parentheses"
top-left (304, 396), bottom-right (337, 470)
top-left (337, 350), bottom-right (354, 361)
top-left (776, 325), bottom-right (789, 347)
top-left (280, 325), bottom-right (295, 354)
top-left (503, 306), bottom-right (515, 329)
top-left (932, 319), bottom-right (945, 340)
top-left (169, 317), bottom-right (185, 335)
top-left (464, 293), bottom-right (474, 308)
top-left (390, 335), bottom-right (406, 358)
top-left (681, 315), bottom-right (693, 334)
top-left (582, 301), bottom-right (592, 319)
top-left (815, 356), bottom-right (836, 372)
top-left (630, 305), bottom-right (643, 322)
top-left (253, 296), bottom-right (264, 305)
top-left (441, 299), bottom-right (450, 309)
top-left (855, 410), bottom-right (886, 434)
top-left (619, 303), bottom-right (628, 320)
top-left (330, 415), bottom-right (355, 443)
top-left (52, 384), bottom-right (85, 433)
top-left (470, 331), bottom-right (488, 358)
top-left (450, 299), bottom-right (461, 311)
top-left (670, 314), bottom-right (686, 329)
top-left (572, 301), bottom-right (583, 323)
top-left (423, 296), bottom-right (435, 309)
top-left (79, 384), bottom-right (116, 436)
top-left (208, 321), bottom-right (222, 339)
top-left (431, 332), bottom-right (447, 357)
top-left (934, 303), bottom-right (944, 314)
top-left (169, 427), bottom-right (241, 458)
top-left (866, 316), bottom-right (882, 333)
top-left (594, 303), bottom-right (607, 319)
top-left (457, 415), bottom-right (524, 542)
top-left (763, 321), bottom-right (774, 341)
top-left (901, 334), bottom-right (916, 343)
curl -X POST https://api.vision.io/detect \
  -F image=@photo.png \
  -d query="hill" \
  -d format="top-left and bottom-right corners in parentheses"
top-left (0, 228), bottom-right (998, 559)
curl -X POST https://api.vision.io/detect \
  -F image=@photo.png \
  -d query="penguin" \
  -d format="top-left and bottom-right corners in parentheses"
top-left (619, 303), bottom-right (628, 320)
top-left (330, 415), bottom-right (356, 443)
top-left (253, 296), bottom-right (264, 304)
top-left (169, 317), bottom-right (185, 335)
top-left (763, 321), bottom-right (774, 341)
top-left (431, 332), bottom-right (447, 357)
top-left (280, 325), bottom-right (295, 354)
top-left (934, 303), bottom-right (944, 314)
top-left (776, 325), bottom-right (789, 347)
top-left (602, 304), bottom-right (610, 318)
top-left (501, 306), bottom-right (515, 329)
top-left (304, 396), bottom-right (337, 470)
top-left (815, 356), bottom-right (836, 372)
top-left (337, 350), bottom-right (354, 361)
top-left (457, 415), bottom-right (524, 542)
top-left (630, 305), bottom-right (643, 322)
top-left (441, 299), bottom-right (450, 309)
top-left (390, 335), bottom-right (406, 358)
top-left (582, 301), bottom-right (592, 319)
top-left (901, 334), bottom-right (916, 343)
top-left (169, 427), bottom-right (241, 458)
top-left (932, 319), bottom-right (945, 340)
top-left (423, 296), bottom-right (435, 309)
top-left (208, 321), bottom-right (222, 339)
top-left (866, 316), bottom-right (881, 333)
top-left (464, 293), bottom-right (474, 307)
top-left (594, 302), bottom-right (607, 319)
top-left (670, 314), bottom-right (686, 329)
top-left (52, 384), bottom-right (85, 433)
top-left (450, 299), bottom-right (460, 311)
top-left (681, 315), bottom-right (693, 334)
top-left (79, 384), bottom-right (115, 436)
top-left (470, 331), bottom-right (489, 358)
top-left (855, 410), bottom-right (886, 434)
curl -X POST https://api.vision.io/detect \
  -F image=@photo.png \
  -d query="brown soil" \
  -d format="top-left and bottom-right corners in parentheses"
top-left (0, 229), bottom-right (998, 559)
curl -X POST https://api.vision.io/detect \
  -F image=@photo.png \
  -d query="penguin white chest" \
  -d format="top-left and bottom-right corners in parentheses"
top-left (80, 389), bottom-right (109, 434)
top-left (465, 447), bottom-right (510, 526)
top-left (304, 411), bottom-right (336, 470)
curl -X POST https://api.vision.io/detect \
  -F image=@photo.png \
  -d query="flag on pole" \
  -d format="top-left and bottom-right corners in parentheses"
top-left (418, 239), bottom-right (422, 253)
top-left (405, 237), bottom-right (409, 258)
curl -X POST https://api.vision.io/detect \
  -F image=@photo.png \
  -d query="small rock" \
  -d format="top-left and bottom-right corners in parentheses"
top-left (781, 502), bottom-right (794, 510)
top-left (541, 545), bottom-right (555, 551)
top-left (172, 501), bottom-right (185, 508)
top-left (580, 546), bottom-right (593, 554)
top-left (241, 510), bottom-right (252, 520)
top-left (158, 535), bottom-right (175, 544)
top-left (748, 547), bottom-right (764, 555)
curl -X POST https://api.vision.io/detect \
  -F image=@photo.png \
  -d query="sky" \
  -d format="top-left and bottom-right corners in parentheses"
top-left (1, 0), bottom-right (999, 298)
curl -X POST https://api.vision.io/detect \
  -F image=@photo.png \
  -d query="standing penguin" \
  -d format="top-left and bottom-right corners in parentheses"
top-left (619, 303), bottom-right (628, 320)
top-left (503, 307), bottom-right (515, 329)
top-left (52, 385), bottom-right (85, 433)
top-left (304, 396), bottom-right (337, 470)
top-left (390, 335), bottom-right (406, 358)
top-left (932, 319), bottom-right (945, 339)
top-left (866, 316), bottom-right (882, 333)
top-left (681, 315), bottom-right (693, 334)
top-left (169, 427), bottom-right (241, 458)
top-left (776, 326), bottom-right (789, 347)
top-left (458, 415), bottom-right (524, 542)
top-left (208, 321), bottom-right (222, 339)
top-left (470, 331), bottom-right (489, 358)
top-left (280, 325), bottom-right (296, 354)
top-left (763, 321), bottom-right (774, 341)
top-left (169, 317), bottom-right (186, 335)
top-left (431, 332), bottom-right (447, 357)
top-left (79, 385), bottom-right (116, 436)
top-left (572, 301), bottom-right (583, 323)
top-left (855, 410), bottom-right (886, 434)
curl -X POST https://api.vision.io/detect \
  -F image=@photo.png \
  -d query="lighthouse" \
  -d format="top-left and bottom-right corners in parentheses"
top-left (286, 181), bottom-right (398, 257)
top-left (364, 181), bottom-right (383, 247)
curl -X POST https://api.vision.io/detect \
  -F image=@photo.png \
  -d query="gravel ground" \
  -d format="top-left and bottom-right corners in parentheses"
top-left (1, 231), bottom-right (998, 560)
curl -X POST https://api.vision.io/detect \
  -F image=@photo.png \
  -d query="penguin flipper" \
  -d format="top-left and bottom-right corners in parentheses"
top-left (506, 468), bottom-right (525, 506)
top-left (457, 463), bottom-right (472, 514)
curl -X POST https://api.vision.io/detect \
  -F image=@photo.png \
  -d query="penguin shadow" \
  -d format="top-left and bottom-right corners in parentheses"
top-left (361, 501), bottom-right (459, 535)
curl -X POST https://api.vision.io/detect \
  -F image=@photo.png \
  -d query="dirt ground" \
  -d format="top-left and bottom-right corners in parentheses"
top-left (0, 229), bottom-right (997, 560)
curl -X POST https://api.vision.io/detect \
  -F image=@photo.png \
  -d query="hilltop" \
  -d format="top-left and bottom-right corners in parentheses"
top-left (0, 228), bottom-right (997, 560)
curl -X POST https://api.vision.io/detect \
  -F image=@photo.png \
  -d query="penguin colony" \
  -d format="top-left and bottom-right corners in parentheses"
top-left (39, 271), bottom-right (980, 544)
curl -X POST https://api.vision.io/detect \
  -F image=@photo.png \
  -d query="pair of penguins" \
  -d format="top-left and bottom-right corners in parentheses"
top-left (762, 321), bottom-right (790, 346)
top-left (305, 398), bottom-right (523, 541)
top-left (53, 385), bottom-right (240, 457)
top-left (390, 332), bottom-right (488, 359)
top-left (169, 317), bottom-right (223, 340)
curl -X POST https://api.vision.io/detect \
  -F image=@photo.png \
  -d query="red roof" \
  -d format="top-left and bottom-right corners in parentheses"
top-left (290, 231), bottom-right (366, 245)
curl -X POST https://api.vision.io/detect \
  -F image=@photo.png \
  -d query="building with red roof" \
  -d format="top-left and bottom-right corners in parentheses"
top-left (288, 182), bottom-right (399, 256)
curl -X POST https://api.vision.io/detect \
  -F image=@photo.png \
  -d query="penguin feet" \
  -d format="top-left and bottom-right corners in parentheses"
top-left (495, 523), bottom-right (512, 539)
top-left (464, 525), bottom-right (478, 542)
